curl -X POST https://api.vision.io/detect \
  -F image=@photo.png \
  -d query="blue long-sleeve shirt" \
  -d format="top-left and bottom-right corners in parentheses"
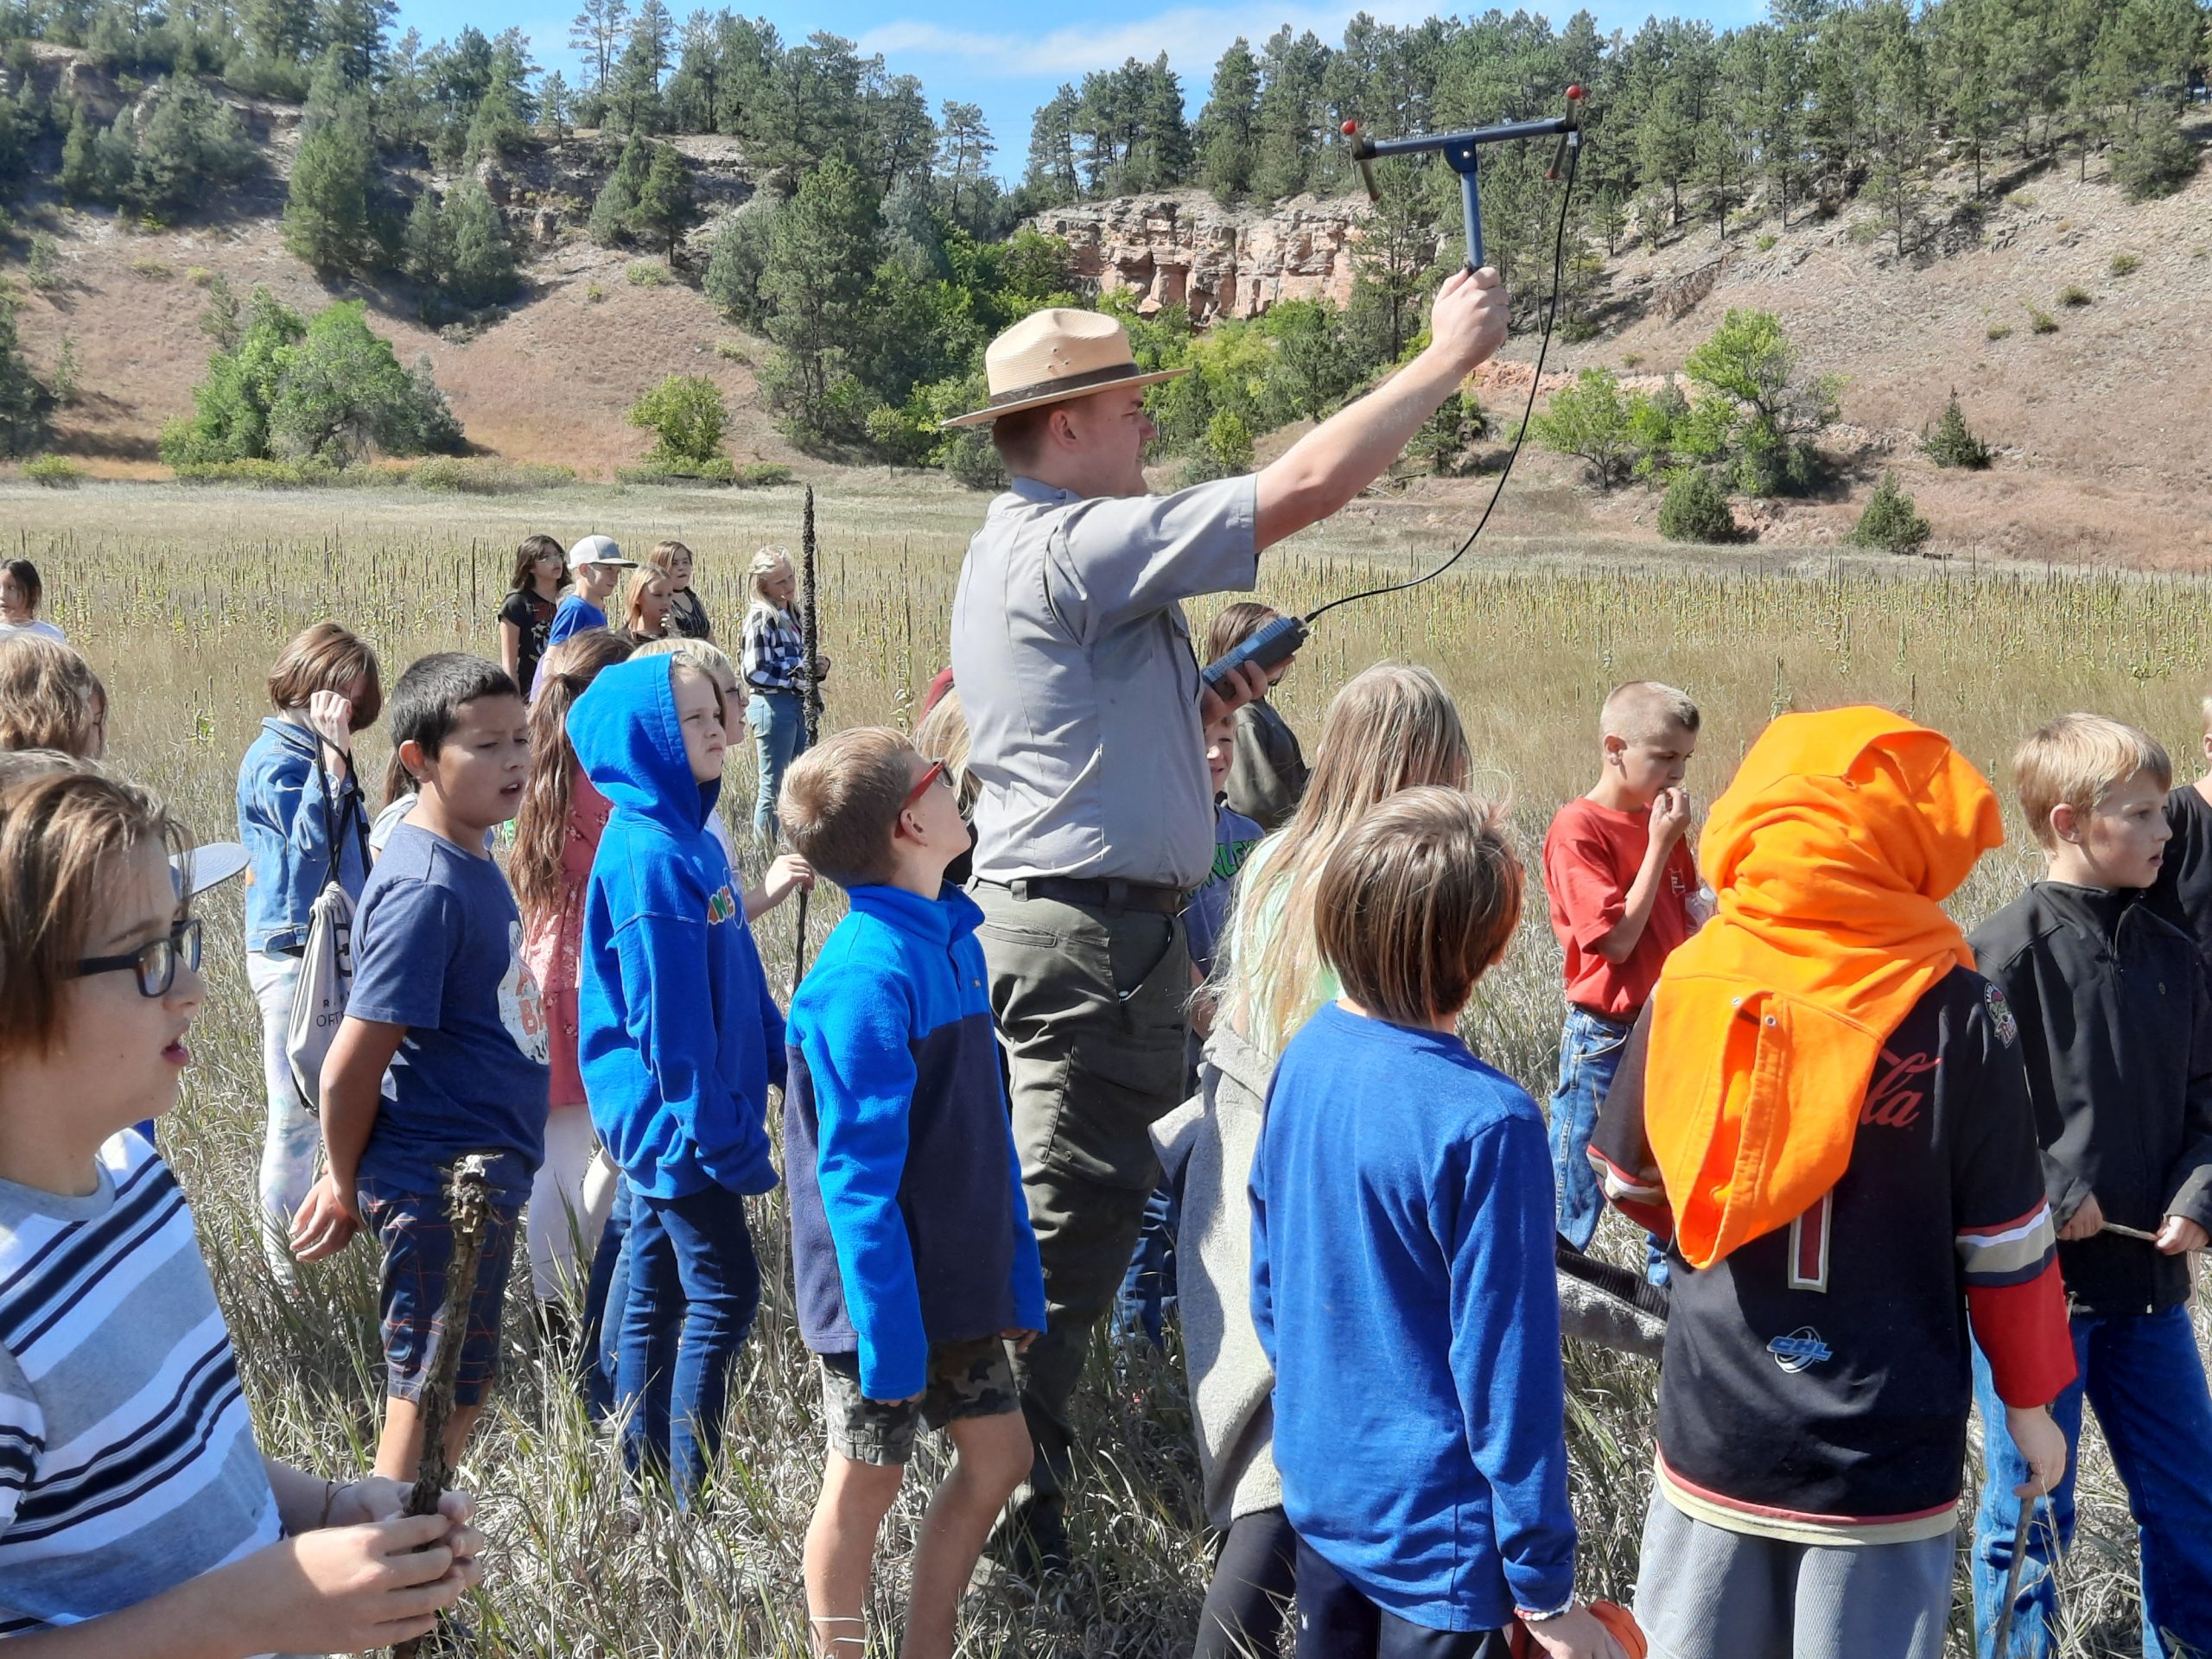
top-left (1250, 1001), bottom-right (1578, 1631)
top-left (568, 655), bottom-right (785, 1201)
top-left (785, 884), bottom-right (1046, 1400)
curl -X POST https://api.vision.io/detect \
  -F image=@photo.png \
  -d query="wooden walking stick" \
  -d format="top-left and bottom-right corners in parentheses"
top-left (393, 1153), bottom-right (496, 1659)
top-left (792, 485), bottom-right (823, 986)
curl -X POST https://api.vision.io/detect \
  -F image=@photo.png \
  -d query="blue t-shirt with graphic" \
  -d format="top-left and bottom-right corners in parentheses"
top-left (1185, 803), bottom-right (1263, 981)
top-left (349, 822), bottom-right (551, 1200)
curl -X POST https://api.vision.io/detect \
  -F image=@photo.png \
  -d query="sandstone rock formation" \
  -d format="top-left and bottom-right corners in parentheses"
top-left (1027, 188), bottom-right (1437, 323)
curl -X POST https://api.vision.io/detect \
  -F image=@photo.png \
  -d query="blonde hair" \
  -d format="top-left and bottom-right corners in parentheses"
top-left (912, 685), bottom-right (978, 813)
top-left (781, 727), bottom-right (914, 888)
top-left (0, 766), bottom-right (187, 1058)
top-left (2014, 713), bottom-right (2171, 849)
top-left (1315, 787), bottom-right (1522, 1027)
top-left (620, 565), bottom-right (672, 635)
top-left (633, 636), bottom-right (735, 681)
top-left (1600, 679), bottom-right (1700, 745)
top-left (1219, 662), bottom-right (1472, 1056)
top-left (747, 546), bottom-right (794, 612)
top-left (0, 635), bottom-right (106, 759)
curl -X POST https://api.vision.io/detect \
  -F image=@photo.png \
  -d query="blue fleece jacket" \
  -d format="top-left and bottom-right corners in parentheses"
top-left (569, 655), bottom-right (785, 1201)
top-left (784, 884), bottom-right (1046, 1401)
top-left (1250, 1001), bottom-right (1578, 1631)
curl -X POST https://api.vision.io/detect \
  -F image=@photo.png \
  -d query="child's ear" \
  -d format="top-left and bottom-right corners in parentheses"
top-left (2049, 802), bottom-right (2080, 845)
top-left (398, 739), bottom-right (429, 787)
top-left (1602, 734), bottom-right (1626, 766)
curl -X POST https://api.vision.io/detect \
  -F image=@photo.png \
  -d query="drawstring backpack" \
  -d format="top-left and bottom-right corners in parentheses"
top-left (283, 735), bottom-right (365, 1116)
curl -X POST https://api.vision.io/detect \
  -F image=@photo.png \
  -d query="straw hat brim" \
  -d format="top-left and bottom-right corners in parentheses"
top-left (940, 365), bottom-right (1189, 429)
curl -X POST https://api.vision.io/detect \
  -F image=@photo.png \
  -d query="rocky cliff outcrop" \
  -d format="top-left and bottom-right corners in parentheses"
top-left (1027, 189), bottom-right (1435, 324)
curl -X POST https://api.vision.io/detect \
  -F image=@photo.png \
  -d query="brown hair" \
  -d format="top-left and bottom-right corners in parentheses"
top-left (989, 404), bottom-right (1053, 471)
top-left (266, 622), bottom-right (383, 731)
top-left (780, 727), bottom-right (914, 888)
top-left (620, 566), bottom-right (671, 636)
top-left (1313, 786), bottom-right (1522, 1027)
top-left (1205, 601), bottom-right (1280, 666)
top-left (0, 635), bottom-right (106, 759)
top-left (2014, 713), bottom-right (2172, 850)
top-left (1220, 662), bottom-right (1472, 1056)
top-left (508, 534), bottom-right (569, 594)
top-left (0, 766), bottom-right (187, 1058)
top-left (512, 632), bottom-right (635, 926)
top-left (645, 539), bottom-right (694, 577)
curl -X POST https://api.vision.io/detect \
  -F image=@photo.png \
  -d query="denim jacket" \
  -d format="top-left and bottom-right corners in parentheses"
top-left (236, 716), bottom-right (371, 954)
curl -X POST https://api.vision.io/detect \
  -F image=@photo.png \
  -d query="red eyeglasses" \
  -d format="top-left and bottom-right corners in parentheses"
top-left (903, 759), bottom-right (947, 810)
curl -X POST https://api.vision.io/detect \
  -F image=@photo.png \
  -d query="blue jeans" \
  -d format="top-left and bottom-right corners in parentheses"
top-left (1972, 1306), bottom-right (2212, 1658)
top-left (1548, 1007), bottom-right (1667, 1283)
top-left (581, 1177), bottom-right (631, 1423)
top-left (613, 1183), bottom-right (761, 1504)
top-left (749, 690), bottom-right (809, 839)
top-left (1115, 1180), bottom-right (1181, 1351)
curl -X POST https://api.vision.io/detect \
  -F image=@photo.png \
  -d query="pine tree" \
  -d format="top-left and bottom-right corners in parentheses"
top-left (607, 0), bottom-right (671, 131)
top-left (315, 0), bottom-right (396, 87)
top-left (1023, 85), bottom-right (1079, 205)
top-left (59, 101), bottom-right (99, 202)
top-left (569, 0), bottom-right (630, 98)
top-left (588, 132), bottom-right (648, 243)
top-left (937, 101), bottom-right (994, 234)
top-left (761, 151), bottom-right (880, 443)
top-left (539, 70), bottom-right (574, 138)
top-left (1921, 389), bottom-right (1993, 469)
top-left (402, 186), bottom-right (447, 285)
top-left (444, 175), bottom-right (518, 306)
top-left (1197, 37), bottom-right (1259, 200)
top-left (0, 296), bottom-right (52, 459)
top-left (131, 75), bottom-right (251, 221)
top-left (283, 101), bottom-right (375, 270)
top-left (632, 140), bottom-right (693, 259)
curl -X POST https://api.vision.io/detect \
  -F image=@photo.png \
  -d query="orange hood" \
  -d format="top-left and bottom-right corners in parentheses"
top-left (1645, 706), bottom-right (2002, 1269)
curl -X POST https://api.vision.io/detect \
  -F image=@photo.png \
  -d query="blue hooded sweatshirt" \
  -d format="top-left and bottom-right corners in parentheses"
top-left (568, 655), bottom-right (785, 1201)
top-left (785, 884), bottom-right (1046, 1400)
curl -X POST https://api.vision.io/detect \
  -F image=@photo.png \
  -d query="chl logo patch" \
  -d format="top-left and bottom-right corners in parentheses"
top-left (707, 884), bottom-right (738, 925)
top-left (1768, 1327), bottom-right (1833, 1374)
top-left (1985, 983), bottom-right (2019, 1048)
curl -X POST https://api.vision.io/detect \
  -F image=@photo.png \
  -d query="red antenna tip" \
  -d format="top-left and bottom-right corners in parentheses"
top-left (1566, 84), bottom-right (1586, 100)
top-left (1341, 119), bottom-right (1358, 135)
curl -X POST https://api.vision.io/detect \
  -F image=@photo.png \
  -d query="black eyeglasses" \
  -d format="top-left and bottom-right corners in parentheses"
top-left (73, 918), bottom-right (201, 997)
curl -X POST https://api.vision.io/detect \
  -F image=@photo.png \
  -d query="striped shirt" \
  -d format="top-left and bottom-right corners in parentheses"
top-left (741, 601), bottom-right (807, 694)
top-left (0, 1131), bottom-right (283, 1636)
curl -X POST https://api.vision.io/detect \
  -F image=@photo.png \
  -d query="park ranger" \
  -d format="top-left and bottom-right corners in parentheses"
top-left (946, 264), bottom-right (1511, 1575)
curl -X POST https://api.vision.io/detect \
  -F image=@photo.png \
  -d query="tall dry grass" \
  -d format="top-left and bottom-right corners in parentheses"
top-left (23, 477), bottom-right (2211, 1656)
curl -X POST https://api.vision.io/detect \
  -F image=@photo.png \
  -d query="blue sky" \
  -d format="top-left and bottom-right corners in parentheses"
top-left (399, 1), bottom-right (1765, 180)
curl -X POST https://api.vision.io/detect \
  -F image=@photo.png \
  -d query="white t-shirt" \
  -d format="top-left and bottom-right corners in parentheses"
top-left (0, 619), bottom-right (65, 643)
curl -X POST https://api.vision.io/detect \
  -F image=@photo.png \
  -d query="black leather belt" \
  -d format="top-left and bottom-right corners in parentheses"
top-left (986, 876), bottom-right (1187, 914)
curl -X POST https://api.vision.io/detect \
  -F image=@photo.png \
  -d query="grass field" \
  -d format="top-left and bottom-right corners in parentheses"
top-left (26, 475), bottom-right (2212, 1656)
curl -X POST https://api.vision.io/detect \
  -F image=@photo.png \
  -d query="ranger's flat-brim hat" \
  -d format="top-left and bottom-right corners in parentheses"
top-left (942, 308), bottom-right (1187, 429)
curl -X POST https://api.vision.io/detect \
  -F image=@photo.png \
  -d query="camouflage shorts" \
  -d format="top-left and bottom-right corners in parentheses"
top-left (818, 1335), bottom-right (1019, 1465)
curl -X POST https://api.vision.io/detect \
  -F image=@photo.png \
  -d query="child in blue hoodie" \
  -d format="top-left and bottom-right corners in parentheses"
top-left (566, 652), bottom-right (785, 1503)
top-left (1250, 787), bottom-right (1626, 1659)
top-left (779, 728), bottom-right (1045, 1659)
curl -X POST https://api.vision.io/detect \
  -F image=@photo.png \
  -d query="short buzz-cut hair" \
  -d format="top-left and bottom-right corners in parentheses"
top-left (388, 653), bottom-right (519, 782)
top-left (1313, 785), bottom-right (1523, 1028)
top-left (267, 621), bottom-right (383, 731)
top-left (0, 635), bottom-right (106, 758)
top-left (989, 403), bottom-right (1056, 472)
top-left (0, 765), bottom-right (187, 1059)
top-left (2014, 713), bottom-right (2172, 849)
top-left (779, 727), bottom-right (917, 890)
top-left (1600, 679), bottom-right (1700, 745)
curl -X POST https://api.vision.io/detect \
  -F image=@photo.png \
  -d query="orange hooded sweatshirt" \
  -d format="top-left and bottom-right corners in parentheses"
top-left (1644, 706), bottom-right (2003, 1270)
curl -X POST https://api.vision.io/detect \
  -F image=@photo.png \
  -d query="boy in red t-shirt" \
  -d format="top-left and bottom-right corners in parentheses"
top-left (1543, 680), bottom-right (1703, 1282)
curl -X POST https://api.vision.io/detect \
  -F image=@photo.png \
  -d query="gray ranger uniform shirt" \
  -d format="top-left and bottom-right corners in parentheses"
top-left (951, 474), bottom-right (1260, 890)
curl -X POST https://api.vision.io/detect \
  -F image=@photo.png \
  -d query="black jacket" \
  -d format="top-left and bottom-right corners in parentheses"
top-left (1969, 881), bottom-right (2212, 1316)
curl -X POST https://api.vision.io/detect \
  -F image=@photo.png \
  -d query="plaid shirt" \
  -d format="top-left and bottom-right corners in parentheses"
top-left (742, 602), bottom-right (806, 694)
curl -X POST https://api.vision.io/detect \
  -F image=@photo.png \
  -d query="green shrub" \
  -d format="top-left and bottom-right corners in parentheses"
top-left (1848, 471), bottom-right (1932, 555)
top-left (714, 338), bottom-right (747, 362)
top-left (186, 265), bottom-right (215, 287)
top-left (2027, 306), bottom-right (2058, 334)
top-left (1986, 321), bottom-right (2013, 340)
top-left (408, 457), bottom-right (577, 493)
top-left (1846, 218), bottom-right (1883, 246)
top-left (1529, 366), bottom-right (1636, 489)
top-left (1756, 233), bottom-right (1777, 252)
top-left (2005, 190), bottom-right (2037, 209)
top-left (26, 234), bottom-right (60, 291)
top-left (737, 461), bottom-right (792, 488)
top-left (2108, 252), bottom-right (2141, 277)
top-left (24, 454), bottom-right (81, 487)
top-left (586, 282), bottom-right (606, 302)
top-left (626, 261), bottom-right (668, 287)
top-left (129, 256), bottom-right (171, 279)
top-left (2113, 107), bottom-right (2200, 201)
top-left (2057, 283), bottom-right (2091, 308)
top-left (170, 456), bottom-right (348, 486)
top-left (1922, 390), bottom-right (1992, 470)
top-left (627, 373), bottom-right (727, 471)
top-left (1657, 468), bottom-right (1738, 543)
